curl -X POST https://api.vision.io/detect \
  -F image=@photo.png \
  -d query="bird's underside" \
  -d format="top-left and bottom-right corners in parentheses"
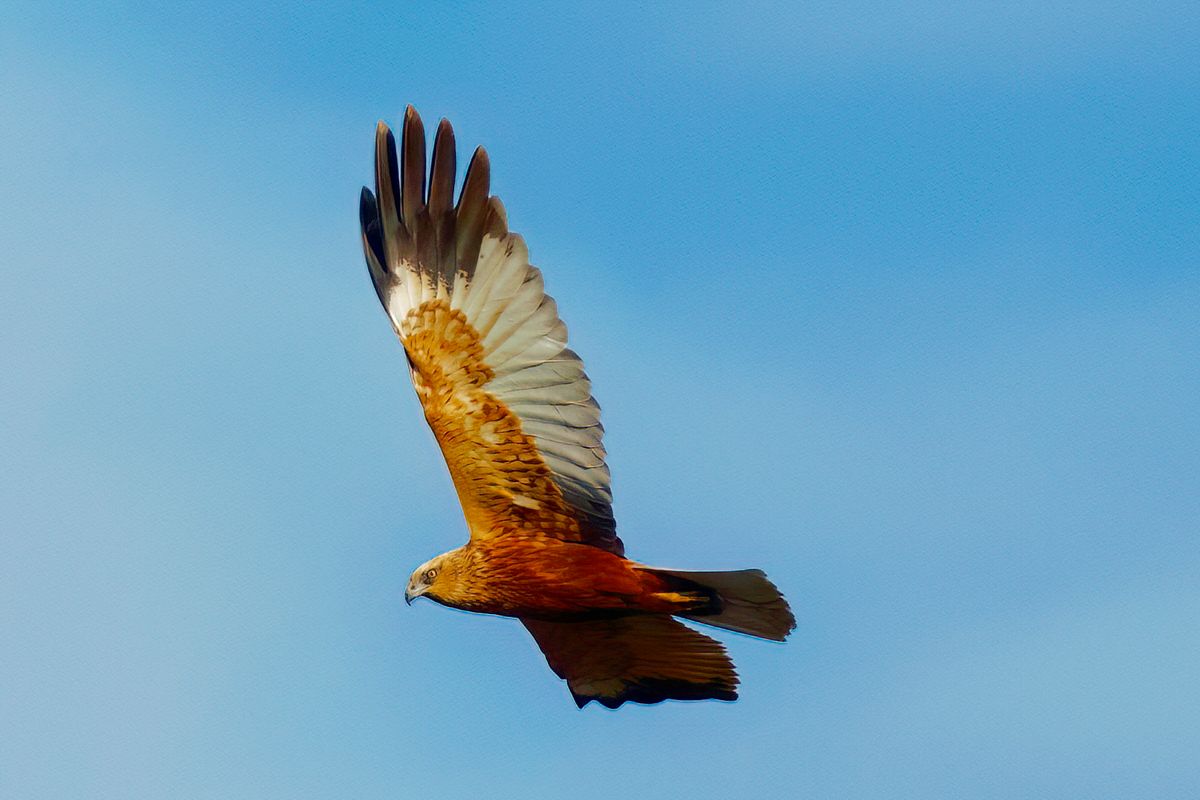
top-left (360, 106), bottom-right (794, 708)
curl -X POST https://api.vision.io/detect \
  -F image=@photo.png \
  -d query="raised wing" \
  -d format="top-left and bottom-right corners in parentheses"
top-left (360, 107), bottom-right (620, 554)
top-left (523, 616), bottom-right (738, 708)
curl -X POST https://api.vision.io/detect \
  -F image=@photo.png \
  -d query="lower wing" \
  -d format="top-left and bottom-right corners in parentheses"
top-left (522, 615), bottom-right (738, 708)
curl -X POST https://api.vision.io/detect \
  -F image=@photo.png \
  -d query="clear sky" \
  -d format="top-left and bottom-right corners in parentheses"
top-left (2, 3), bottom-right (1197, 798)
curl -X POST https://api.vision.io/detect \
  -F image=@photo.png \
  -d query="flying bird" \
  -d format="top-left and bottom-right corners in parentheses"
top-left (359, 107), bottom-right (794, 708)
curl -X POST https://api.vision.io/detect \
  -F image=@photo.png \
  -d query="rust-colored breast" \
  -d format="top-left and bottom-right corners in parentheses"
top-left (401, 299), bottom-right (586, 543)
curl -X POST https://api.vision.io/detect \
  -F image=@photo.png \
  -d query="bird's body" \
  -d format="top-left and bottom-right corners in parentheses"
top-left (360, 107), bottom-right (794, 707)
top-left (412, 538), bottom-right (710, 620)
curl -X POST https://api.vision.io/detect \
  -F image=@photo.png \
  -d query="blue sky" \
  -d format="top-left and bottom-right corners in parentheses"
top-left (2, 3), bottom-right (1197, 798)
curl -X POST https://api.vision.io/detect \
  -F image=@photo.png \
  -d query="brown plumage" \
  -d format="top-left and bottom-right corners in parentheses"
top-left (360, 106), bottom-right (794, 708)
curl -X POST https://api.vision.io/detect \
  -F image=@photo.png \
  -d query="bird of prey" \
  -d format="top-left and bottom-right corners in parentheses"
top-left (359, 107), bottom-right (794, 708)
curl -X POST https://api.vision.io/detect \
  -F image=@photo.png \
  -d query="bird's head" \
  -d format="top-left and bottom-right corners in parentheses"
top-left (405, 550), bottom-right (464, 606)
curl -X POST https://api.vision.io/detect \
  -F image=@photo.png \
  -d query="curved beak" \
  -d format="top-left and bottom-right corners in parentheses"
top-left (404, 579), bottom-right (427, 606)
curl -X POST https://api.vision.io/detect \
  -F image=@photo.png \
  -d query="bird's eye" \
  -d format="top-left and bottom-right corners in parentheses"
top-left (425, 568), bottom-right (438, 580)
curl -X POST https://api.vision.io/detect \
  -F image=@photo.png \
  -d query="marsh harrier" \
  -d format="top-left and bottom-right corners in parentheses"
top-left (359, 107), bottom-right (794, 708)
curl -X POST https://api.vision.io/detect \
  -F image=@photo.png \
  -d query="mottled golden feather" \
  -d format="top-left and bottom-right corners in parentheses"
top-left (400, 300), bottom-right (593, 544)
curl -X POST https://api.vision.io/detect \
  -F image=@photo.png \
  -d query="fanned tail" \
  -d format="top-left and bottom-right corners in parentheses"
top-left (645, 567), bottom-right (796, 642)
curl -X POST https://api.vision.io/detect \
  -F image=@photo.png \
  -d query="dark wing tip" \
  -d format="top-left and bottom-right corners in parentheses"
top-left (374, 121), bottom-right (402, 234)
top-left (466, 145), bottom-right (490, 184)
top-left (359, 186), bottom-right (387, 296)
top-left (574, 680), bottom-right (739, 709)
top-left (358, 186), bottom-right (376, 223)
top-left (359, 186), bottom-right (383, 259)
top-left (454, 144), bottom-right (493, 279)
top-left (403, 106), bottom-right (425, 145)
top-left (374, 121), bottom-right (396, 174)
top-left (428, 119), bottom-right (457, 213)
top-left (401, 107), bottom-right (428, 227)
top-left (457, 145), bottom-right (491, 211)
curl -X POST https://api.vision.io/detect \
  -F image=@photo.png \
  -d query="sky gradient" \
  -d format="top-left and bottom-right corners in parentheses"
top-left (2, 3), bottom-right (1197, 798)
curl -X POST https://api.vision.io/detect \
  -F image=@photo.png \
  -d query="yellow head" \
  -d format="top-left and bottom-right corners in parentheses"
top-left (404, 548), bottom-right (469, 606)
